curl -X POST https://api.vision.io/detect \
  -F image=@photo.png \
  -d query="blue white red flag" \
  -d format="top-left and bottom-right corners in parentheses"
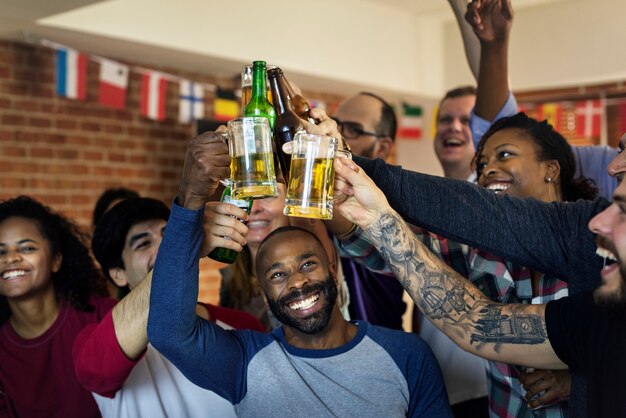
top-left (55, 48), bottom-right (87, 100)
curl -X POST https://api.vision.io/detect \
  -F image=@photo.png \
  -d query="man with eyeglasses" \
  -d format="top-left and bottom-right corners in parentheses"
top-left (332, 92), bottom-right (396, 160)
top-left (327, 92), bottom-right (408, 331)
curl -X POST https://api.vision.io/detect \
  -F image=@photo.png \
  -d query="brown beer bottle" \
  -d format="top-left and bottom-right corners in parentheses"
top-left (268, 67), bottom-right (304, 181)
top-left (283, 78), bottom-right (317, 124)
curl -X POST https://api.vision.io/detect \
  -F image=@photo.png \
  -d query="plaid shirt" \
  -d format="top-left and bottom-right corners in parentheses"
top-left (338, 225), bottom-right (569, 418)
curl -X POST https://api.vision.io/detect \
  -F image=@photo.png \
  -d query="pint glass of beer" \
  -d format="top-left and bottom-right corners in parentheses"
top-left (227, 117), bottom-right (278, 200)
top-left (284, 132), bottom-right (338, 220)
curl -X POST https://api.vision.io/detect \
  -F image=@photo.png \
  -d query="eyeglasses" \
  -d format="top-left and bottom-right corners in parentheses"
top-left (331, 117), bottom-right (386, 140)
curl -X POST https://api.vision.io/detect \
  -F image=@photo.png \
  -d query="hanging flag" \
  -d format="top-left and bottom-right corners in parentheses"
top-left (140, 72), bottom-right (167, 121)
top-left (398, 103), bottom-right (423, 139)
top-left (98, 59), bottom-right (129, 110)
top-left (213, 89), bottom-right (239, 121)
top-left (536, 103), bottom-right (563, 131)
top-left (55, 48), bottom-right (87, 100)
top-left (575, 100), bottom-right (603, 137)
top-left (179, 80), bottom-right (205, 124)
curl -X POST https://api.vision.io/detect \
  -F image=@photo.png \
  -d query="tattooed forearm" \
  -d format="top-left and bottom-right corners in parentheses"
top-left (365, 211), bottom-right (479, 325)
top-left (364, 210), bottom-right (551, 359)
top-left (472, 305), bottom-right (548, 345)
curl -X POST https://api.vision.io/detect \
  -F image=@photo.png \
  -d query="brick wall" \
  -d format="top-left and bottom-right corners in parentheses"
top-left (0, 40), bottom-right (345, 303)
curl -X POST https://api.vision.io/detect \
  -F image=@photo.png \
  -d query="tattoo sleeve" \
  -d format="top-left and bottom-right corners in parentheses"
top-left (364, 210), bottom-right (549, 357)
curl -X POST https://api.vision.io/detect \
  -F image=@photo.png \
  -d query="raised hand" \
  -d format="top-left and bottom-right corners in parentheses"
top-left (200, 201), bottom-right (248, 257)
top-left (465, 0), bottom-right (513, 43)
top-left (519, 368), bottom-right (571, 409)
top-left (177, 129), bottom-right (230, 210)
top-left (304, 108), bottom-right (343, 142)
top-left (333, 157), bottom-right (391, 229)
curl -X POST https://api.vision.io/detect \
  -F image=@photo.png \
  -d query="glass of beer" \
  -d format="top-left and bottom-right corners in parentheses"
top-left (227, 117), bottom-right (278, 199)
top-left (284, 132), bottom-right (338, 220)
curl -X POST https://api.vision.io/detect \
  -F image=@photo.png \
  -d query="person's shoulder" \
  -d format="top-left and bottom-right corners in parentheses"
top-left (364, 322), bottom-right (427, 350)
top-left (90, 294), bottom-right (118, 313)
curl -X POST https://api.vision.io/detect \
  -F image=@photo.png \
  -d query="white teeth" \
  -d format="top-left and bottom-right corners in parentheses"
top-left (248, 220), bottom-right (269, 227)
top-left (487, 183), bottom-right (510, 193)
top-left (289, 294), bottom-right (320, 311)
top-left (596, 247), bottom-right (617, 262)
top-left (444, 138), bottom-right (464, 146)
top-left (2, 270), bottom-right (25, 280)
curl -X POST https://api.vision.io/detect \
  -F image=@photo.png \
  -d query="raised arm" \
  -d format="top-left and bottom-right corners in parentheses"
top-left (351, 155), bottom-right (606, 293)
top-left (73, 273), bottom-right (153, 396)
top-left (467, 0), bottom-right (513, 122)
top-left (147, 132), bottom-right (251, 400)
top-left (333, 158), bottom-right (565, 369)
top-left (449, 0), bottom-right (480, 80)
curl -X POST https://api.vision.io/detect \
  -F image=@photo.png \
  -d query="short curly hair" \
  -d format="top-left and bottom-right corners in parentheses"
top-left (0, 196), bottom-right (107, 324)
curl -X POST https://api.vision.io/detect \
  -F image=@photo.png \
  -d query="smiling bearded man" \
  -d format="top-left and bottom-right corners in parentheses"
top-left (147, 153), bottom-right (453, 417)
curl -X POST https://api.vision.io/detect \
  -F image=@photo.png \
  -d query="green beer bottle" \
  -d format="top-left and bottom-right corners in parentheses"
top-left (243, 61), bottom-right (276, 128)
top-left (207, 185), bottom-right (253, 264)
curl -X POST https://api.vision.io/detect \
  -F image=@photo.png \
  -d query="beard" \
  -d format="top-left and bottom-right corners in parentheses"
top-left (266, 275), bottom-right (338, 335)
top-left (593, 236), bottom-right (626, 312)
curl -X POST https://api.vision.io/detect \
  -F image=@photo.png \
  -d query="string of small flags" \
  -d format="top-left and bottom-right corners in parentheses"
top-left (42, 39), bottom-right (222, 124)
top-left (521, 98), bottom-right (626, 139)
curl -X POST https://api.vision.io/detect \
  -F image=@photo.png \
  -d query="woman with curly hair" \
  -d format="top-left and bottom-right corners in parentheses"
top-left (337, 112), bottom-right (599, 417)
top-left (0, 196), bottom-right (115, 417)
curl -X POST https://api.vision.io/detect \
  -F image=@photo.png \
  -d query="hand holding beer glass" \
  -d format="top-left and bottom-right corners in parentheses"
top-left (283, 132), bottom-right (342, 220)
top-left (224, 117), bottom-right (278, 200)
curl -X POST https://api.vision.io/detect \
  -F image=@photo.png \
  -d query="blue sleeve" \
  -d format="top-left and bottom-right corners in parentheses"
top-left (352, 155), bottom-right (607, 293)
top-left (368, 328), bottom-right (452, 418)
top-left (572, 145), bottom-right (618, 200)
top-left (470, 91), bottom-right (518, 148)
top-left (147, 201), bottom-right (249, 403)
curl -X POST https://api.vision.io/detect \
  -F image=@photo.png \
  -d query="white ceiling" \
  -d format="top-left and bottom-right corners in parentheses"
top-left (0, 0), bottom-right (572, 100)
top-left (363, 0), bottom-right (563, 18)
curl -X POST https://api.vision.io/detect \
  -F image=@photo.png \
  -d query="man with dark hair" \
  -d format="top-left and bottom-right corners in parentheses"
top-left (147, 134), bottom-right (452, 418)
top-left (331, 92), bottom-right (396, 160)
top-left (92, 187), bottom-right (140, 228)
top-left (434, 85), bottom-right (477, 181)
top-left (74, 197), bottom-right (263, 418)
top-left (328, 91), bottom-right (407, 331)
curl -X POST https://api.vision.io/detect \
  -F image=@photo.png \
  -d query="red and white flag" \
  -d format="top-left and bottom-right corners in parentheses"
top-left (575, 100), bottom-right (602, 137)
top-left (98, 59), bottom-right (128, 110)
top-left (140, 71), bottom-right (167, 121)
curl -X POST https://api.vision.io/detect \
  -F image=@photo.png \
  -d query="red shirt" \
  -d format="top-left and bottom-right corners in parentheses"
top-left (73, 302), bottom-right (264, 398)
top-left (0, 295), bottom-right (116, 418)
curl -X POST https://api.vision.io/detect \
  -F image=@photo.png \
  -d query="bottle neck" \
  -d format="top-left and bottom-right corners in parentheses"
top-left (251, 66), bottom-right (267, 100)
top-left (269, 76), bottom-right (292, 115)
